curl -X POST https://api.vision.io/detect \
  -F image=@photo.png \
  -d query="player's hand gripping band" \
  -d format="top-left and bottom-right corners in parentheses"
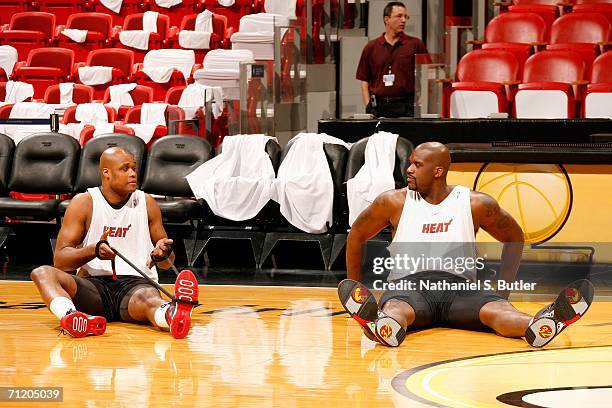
top-left (95, 239), bottom-right (117, 281)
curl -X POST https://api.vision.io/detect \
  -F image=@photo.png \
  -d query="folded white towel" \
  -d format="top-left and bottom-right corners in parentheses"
top-left (107, 83), bottom-right (137, 110)
top-left (154, 0), bottom-right (182, 8)
top-left (179, 31), bottom-right (212, 49)
top-left (93, 123), bottom-right (116, 136)
top-left (100, 0), bottom-right (122, 14)
top-left (78, 66), bottom-right (113, 86)
top-left (119, 31), bottom-right (151, 50)
top-left (62, 28), bottom-right (88, 43)
top-left (143, 11), bottom-right (159, 33)
top-left (75, 103), bottom-right (109, 124)
top-left (59, 83), bottom-right (74, 104)
top-left (177, 83), bottom-right (224, 118)
top-left (217, 0), bottom-right (235, 5)
top-left (142, 49), bottom-right (195, 83)
top-left (9, 102), bottom-right (56, 119)
top-left (0, 45), bottom-right (18, 77)
top-left (4, 81), bottom-right (34, 103)
top-left (141, 103), bottom-right (168, 126)
top-left (264, 0), bottom-right (297, 19)
top-left (125, 124), bottom-right (158, 144)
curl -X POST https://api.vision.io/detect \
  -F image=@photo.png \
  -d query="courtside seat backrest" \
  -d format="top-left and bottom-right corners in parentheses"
top-left (10, 12), bottom-right (56, 39)
top-left (523, 50), bottom-right (586, 83)
top-left (592, 51), bottom-right (612, 83)
top-left (123, 13), bottom-right (169, 36)
top-left (88, 49), bottom-right (134, 77)
top-left (456, 49), bottom-right (520, 82)
top-left (0, 133), bottom-right (14, 195)
top-left (67, 13), bottom-right (112, 37)
top-left (27, 48), bottom-right (74, 74)
top-left (9, 133), bottom-right (79, 193)
top-left (485, 12), bottom-right (547, 44)
top-left (345, 137), bottom-right (413, 188)
top-left (44, 84), bottom-right (93, 104)
top-left (550, 12), bottom-right (610, 45)
top-left (74, 134), bottom-right (146, 192)
top-left (141, 135), bottom-right (212, 196)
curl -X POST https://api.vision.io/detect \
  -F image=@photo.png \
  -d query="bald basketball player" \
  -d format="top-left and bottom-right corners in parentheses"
top-left (31, 147), bottom-right (199, 339)
top-left (339, 142), bottom-right (593, 348)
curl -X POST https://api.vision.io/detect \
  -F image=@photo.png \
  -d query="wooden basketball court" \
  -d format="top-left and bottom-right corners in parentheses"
top-left (1, 280), bottom-right (611, 407)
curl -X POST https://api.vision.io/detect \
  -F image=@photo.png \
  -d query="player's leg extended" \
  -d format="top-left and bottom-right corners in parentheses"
top-left (31, 266), bottom-right (106, 338)
top-left (479, 300), bottom-right (532, 338)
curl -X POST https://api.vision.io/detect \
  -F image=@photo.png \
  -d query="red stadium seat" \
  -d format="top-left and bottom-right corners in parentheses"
top-left (584, 51), bottom-right (612, 118)
top-left (124, 104), bottom-right (187, 146)
top-left (89, 0), bottom-right (145, 26)
top-left (444, 49), bottom-right (520, 118)
top-left (164, 85), bottom-right (208, 137)
top-left (133, 49), bottom-right (198, 101)
top-left (102, 84), bottom-right (154, 119)
top-left (57, 13), bottom-right (114, 63)
top-left (0, 0), bottom-right (32, 26)
top-left (146, 0), bottom-right (198, 27)
top-left (173, 13), bottom-right (231, 63)
top-left (201, 0), bottom-right (253, 31)
top-left (116, 13), bottom-right (171, 63)
top-left (506, 5), bottom-right (559, 41)
top-left (514, 50), bottom-right (586, 118)
top-left (77, 48), bottom-right (135, 100)
top-left (62, 104), bottom-right (116, 124)
top-left (0, 12), bottom-right (56, 61)
top-left (79, 124), bottom-right (135, 146)
top-left (44, 83), bottom-right (94, 104)
top-left (36, 0), bottom-right (89, 25)
top-left (0, 82), bottom-right (32, 102)
top-left (13, 48), bottom-right (75, 99)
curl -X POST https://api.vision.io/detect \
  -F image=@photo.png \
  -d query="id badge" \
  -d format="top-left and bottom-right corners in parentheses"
top-left (383, 73), bottom-right (395, 87)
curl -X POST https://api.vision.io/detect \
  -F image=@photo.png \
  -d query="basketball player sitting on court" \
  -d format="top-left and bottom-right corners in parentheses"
top-left (339, 142), bottom-right (593, 348)
top-left (31, 147), bottom-right (199, 339)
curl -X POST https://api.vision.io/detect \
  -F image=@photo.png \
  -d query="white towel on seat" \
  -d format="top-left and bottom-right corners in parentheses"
top-left (346, 131), bottom-right (398, 226)
top-left (0, 45), bottom-right (17, 77)
top-left (141, 103), bottom-right (168, 126)
top-left (58, 123), bottom-right (85, 140)
top-left (4, 81), bottom-right (34, 103)
top-left (154, 0), bottom-right (182, 8)
top-left (107, 83), bottom-right (137, 110)
top-left (195, 49), bottom-right (255, 80)
top-left (93, 123), bottom-right (116, 136)
top-left (3, 102), bottom-right (56, 144)
top-left (100, 0), bottom-right (122, 13)
top-left (186, 134), bottom-right (277, 221)
top-left (58, 83), bottom-right (74, 105)
top-left (271, 133), bottom-right (351, 233)
top-left (264, 0), bottom-right (297, 19)
top-left (78, 66), bottom-right (113, 86)
top-left (142, 49), bottom-right (195, 83)
top-left (217, 0), bottom-right (235, 5)
top-left (62, 29), bottom-right (88, 43)
top-left (177, 83), bottom-right (224, 118)
top-left (125, 124), bottom-right (157, 144)
top-left (119, 12), bottom-right (159, 50)
top-left (75, 103), bottom-right (109, 124)
top-left (179, 10), bottom-right (214, 50)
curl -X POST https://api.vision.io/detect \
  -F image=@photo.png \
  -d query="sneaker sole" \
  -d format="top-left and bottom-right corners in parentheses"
top-left (375, 315), bottom-right (407, 347)
top-left (170, 270), bottom-right (199, 339)
top-left (61, 311), bottom-right (106, 338)
top-left (526, 317), bottom-right (558, 348)
top-left (338, 279), bottom-right (385, 343)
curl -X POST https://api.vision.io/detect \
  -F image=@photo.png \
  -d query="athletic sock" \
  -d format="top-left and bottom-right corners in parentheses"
top-left (49, 297), bottom-right (76, 320)
top-left (154, 303), bottom-right (172, 329)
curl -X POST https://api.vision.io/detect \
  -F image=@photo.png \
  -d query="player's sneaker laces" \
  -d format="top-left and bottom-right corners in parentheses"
top-left (165, 269), bottom-right (199, 339)
top-left (525, 279), bottom-right (594, 348)
top-left (60, 310), bottom-right (106, 338)
top-left (338, 279), bottom-right (407, 347)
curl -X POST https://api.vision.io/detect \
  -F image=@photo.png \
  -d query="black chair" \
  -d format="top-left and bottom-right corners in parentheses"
top-left (259, 142), bottom-right (349, 270)
top-left (330, 136), bottom-right (413, 268)
top-left (0, 133), bottom-right (79, 253)
top-left (0, 133), bottom-right (15, 250)
top-left (57, 134), bottom-right (147, 217)
top-left (190, 138), bottom-right (282, 267)
top-left (141, 135), bottom-right (212, 265)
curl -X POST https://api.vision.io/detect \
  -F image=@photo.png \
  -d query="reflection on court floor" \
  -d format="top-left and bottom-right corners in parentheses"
top-left (0, 281), bottom-right (610, 407)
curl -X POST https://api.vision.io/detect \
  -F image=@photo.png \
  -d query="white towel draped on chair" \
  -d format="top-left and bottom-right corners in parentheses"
top-left (186, 134), bottom-right (276, 221)
top-left (264, 0), bottom-right (297, 19)
top-left (231, 13), bottom-right (289, 60)
top-left (271, 133), bottom-right (351, 233)
top-left (217, 0), bottom-right (235, 6)
top-left (78, 66), bottom-right (113, 86)
top-left (119, 11), bottom-right (159, 50)
top-left (93, 123), bottom-right (116, 136)
top-left (142, 49), bottom-right (195, 83)
top-left (75, 103), bottom-right (109, 124)
top-left (346, 131), bottom-right (399, 226)
top-left (1, 102), bottom-right (56, 144)
top-left (179, 11), bottom-right (214, 49)
top-left (106, 83), bottom-right (137, 110)
top-left (100, 0), bottom-right (122, 14)
top-left (4, 81), bottom-right (34, 103)
top-left (125, 103), bottom-right (167, 144)
top-left (177, 83), bottom-right (224, 118)
top-left (154, 0), bottom-right (182, 8)
top-left (59, 83), bottom-right (74, 104)
top-left (62, 29), bottom-right (88, 43)
top-left (0, 45), bottom-right (18, 77)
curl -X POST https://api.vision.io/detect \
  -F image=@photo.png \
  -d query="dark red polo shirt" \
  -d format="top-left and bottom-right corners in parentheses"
top-left (356, 32), bottom-right (428, 98)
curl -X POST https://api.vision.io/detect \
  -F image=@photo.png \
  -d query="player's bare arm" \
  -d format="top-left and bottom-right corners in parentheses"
top-left (145, 193), bottom-right (175, 269)
top-left (471, 191), bottom-right (525, 294)
top-left (346, 189), bottom-right (405, 281)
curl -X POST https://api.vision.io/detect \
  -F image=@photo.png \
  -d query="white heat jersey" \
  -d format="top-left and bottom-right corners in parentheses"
top-left (80, 187), bottom-right (157, 281)
top-left (388, 185), bottom-right (478, 281)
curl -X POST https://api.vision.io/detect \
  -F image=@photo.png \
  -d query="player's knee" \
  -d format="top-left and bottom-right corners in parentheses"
top-left (30, 265), bottom-right (55, 283)
top-left (383, 299), bottom-right (414, 319)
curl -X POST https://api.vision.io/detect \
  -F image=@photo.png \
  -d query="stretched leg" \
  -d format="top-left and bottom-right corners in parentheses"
top-left (479, 300), bottom-right (531, 338)
top-left (31, 265), bottom-right (78, 306)
top-left (381, 299), bottom-right (416, 331)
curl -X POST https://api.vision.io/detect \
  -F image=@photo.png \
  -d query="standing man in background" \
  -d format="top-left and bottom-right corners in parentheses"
top-left (356, 1), bottom-right (428, 118)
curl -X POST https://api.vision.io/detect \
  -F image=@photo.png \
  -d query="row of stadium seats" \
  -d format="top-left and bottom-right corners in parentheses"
top-left (444, 49), bottom-right (612, 118)
top-left (0, 132), bottom-right (411, 267)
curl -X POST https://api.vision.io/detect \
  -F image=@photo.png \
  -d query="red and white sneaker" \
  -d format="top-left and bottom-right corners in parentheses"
top-left (60, 310), bottom-right (106, 338)
top-left (165, 269), bottom-right (199, 339)
top-left (338, 279), bottom-right (386, 344)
